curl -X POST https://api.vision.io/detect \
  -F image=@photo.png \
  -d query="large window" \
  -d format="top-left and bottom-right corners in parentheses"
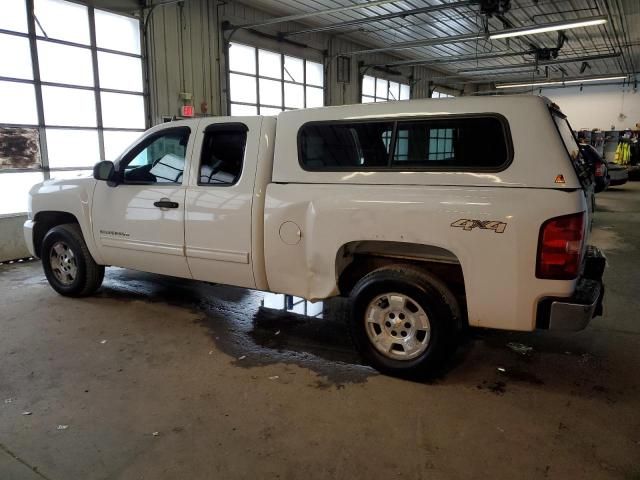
top-left (299, 116), bottom-right (511, 171)
top-left (432, 90), bottom-right (454, 99)
top-left (228, 43), bottom-right (324, 115)
top-left (0, 0), bottom-right (145, 215)
top-left (361, 75), bottom-right (410, 103)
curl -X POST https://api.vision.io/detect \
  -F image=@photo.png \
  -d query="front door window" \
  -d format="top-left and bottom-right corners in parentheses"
top-left (120, 127), bottom-right (190, 184)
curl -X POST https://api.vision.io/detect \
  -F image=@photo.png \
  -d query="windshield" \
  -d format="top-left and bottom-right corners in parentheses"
top-left (551, 112), bottom-right (592, 188)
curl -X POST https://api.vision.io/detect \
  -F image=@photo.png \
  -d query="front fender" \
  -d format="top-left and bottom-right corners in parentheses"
top-left (29, 178), bottom-right (104, 265)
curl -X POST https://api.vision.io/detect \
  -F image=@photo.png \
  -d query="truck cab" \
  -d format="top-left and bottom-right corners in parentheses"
top-left (90, 116), bottom-right (275, 289)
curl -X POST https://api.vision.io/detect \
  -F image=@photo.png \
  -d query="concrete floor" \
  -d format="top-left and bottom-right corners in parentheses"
top-left (1, 185), bottom-right (639, 480)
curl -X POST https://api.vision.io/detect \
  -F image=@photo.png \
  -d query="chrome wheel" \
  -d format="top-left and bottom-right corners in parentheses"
top-left (364, 292), bottom-right (431, 360)
top-left (49, 241), bottom-right (77, 285)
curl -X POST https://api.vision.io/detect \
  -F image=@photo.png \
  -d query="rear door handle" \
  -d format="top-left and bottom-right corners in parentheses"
top-left (154, 198), bottom-right (179, 209)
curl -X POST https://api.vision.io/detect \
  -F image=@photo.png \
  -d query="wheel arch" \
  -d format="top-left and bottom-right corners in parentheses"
top-left (335, 241), bottom-right (467, 322)
top-left (33, 211), bottom-right (80, 258)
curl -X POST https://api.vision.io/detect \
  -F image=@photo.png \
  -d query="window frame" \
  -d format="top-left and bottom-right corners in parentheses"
top-left (431, 90), bottom-right (454, 99)
top-left (227, 42), bottom-right (325, 115)
top-left (297, 113), bottom-right (514, 173)
top-left (361, 74), bottom-right (410, 103)
top-left (0, 0), bottom-right (146, 176)
top-left (196, 122), bottom-right (248, 188)
top-left (116, 126), bottom-right (190, 186)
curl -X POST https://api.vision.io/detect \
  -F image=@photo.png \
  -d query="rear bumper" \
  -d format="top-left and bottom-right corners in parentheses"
top-left (537, 246), bottom-right (606, 331)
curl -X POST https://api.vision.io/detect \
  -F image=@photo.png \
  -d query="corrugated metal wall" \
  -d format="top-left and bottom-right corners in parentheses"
top-left (145, 0), bottom-right (468, 124)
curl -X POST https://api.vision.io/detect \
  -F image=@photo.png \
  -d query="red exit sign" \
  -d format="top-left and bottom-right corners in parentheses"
top-left (181, 105), bottom-right (194, 117)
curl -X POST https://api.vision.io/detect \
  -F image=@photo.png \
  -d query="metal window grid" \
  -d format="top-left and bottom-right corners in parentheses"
top-left (428, 128), bottom-right (454, 161)
top-left (228, 42), bottom-right (325, 115)
top-left (361, 74), bottom-right (410, 103)
top-left (0, 0), bottom-right (146, 180)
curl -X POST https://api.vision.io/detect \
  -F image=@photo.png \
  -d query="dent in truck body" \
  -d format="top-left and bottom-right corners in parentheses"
top-left (250, 116), bottom-right (277, 292)
top-left (264, 183), bottom-right (586, 332)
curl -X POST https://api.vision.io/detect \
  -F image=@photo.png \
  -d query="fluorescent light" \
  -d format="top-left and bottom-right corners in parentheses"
top-left (490, 16), bottom-right (608, 40)
top-left (563, 76), bottom-right (627, 85)
top-left (496, 75), bottom-right (628, 89)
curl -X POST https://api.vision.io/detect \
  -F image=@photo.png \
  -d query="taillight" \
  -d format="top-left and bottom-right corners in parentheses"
top-left (536, 212), bottom-right (585, 280)
top-left (595, 162), bottom-right (604, 177)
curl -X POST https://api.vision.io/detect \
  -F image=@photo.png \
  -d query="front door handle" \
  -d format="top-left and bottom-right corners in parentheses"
top-left (154, 198), bottom-right (179, 209)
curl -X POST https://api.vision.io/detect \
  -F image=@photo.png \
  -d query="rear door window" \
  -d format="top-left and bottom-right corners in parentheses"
top-left (198, 124), bottom-right (247, 186)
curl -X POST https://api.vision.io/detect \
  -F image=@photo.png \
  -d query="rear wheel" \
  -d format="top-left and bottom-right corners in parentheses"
top-left (349, 265), bottom-right (460, 378)
top-left (42, 224), bottom-right (104, 297)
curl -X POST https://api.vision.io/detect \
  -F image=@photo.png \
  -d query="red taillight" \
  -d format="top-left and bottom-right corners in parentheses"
top-left (536, 212), bottom-right (585, 280)
top-left (595, 162), bottom-right (604, 177)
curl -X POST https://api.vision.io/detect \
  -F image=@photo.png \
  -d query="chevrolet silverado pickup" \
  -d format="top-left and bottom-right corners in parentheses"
top-left (25, 96), bottom-right (606, 376)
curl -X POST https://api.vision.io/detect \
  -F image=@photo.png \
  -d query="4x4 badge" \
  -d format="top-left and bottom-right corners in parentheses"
top-left (451, 219), bottom-right (507, 234)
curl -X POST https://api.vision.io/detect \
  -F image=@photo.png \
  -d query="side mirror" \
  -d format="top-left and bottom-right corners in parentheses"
top-left (93, 160), bottom-right (118, 186)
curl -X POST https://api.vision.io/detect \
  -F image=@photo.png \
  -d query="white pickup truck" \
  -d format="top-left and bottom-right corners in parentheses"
top-left (25, 96), bottom-right (605, 376)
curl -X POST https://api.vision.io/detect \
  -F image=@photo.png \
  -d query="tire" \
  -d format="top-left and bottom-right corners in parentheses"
top-left (349, 264), bottom-right (460, 378)
top-left (41, 223), bottom-right (104, 297)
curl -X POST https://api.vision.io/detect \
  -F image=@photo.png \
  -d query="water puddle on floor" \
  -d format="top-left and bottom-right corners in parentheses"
top-left (98, 267), bottom-right (377, 387)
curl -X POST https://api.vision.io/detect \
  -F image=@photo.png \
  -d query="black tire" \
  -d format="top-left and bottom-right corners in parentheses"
top-left (41, 223), bottom-right (105, 297)
top-left (349, 264), bottom-right (460, 378)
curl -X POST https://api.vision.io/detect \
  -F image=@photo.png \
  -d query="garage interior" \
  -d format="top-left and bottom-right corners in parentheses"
top-left (1, 0), bottom-right (639, 478)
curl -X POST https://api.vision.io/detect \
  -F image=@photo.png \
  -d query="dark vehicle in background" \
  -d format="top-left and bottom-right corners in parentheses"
top-left (580, 144), bottom-right (629, 191)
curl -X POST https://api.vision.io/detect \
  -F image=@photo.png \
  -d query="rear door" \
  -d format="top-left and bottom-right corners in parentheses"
top-left (184, 117), bottom-right (262, 288)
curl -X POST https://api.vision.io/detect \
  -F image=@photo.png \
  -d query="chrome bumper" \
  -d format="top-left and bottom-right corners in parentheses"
top-left (538, 246), bottom-right (606, 331)
top-left (548, 279), bottom-right (603, 330)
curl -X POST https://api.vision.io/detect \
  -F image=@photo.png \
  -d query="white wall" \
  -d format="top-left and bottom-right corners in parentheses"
top-left (540, 81), bottom-right (640, 131)
top-left (0, 215), bottom-right (29, 262)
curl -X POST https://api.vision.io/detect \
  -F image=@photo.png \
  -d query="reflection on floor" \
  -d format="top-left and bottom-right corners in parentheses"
top-left (261, 292), bottom-right (323, 318)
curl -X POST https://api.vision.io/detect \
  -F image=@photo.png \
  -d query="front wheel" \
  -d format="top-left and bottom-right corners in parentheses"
top-left (349, 265), bottom-right (460, 378)
top-left (41, 223), bottom-right (104, 297)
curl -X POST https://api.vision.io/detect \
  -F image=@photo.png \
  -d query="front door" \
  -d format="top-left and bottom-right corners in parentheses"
top-left (92, 125), bottom-right (195, 279)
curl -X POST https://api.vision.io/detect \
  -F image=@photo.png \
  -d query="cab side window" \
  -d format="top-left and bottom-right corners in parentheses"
top-left (121, 127), bottom-right (190, 184)
top-left (198, 124), bottom-right (247, 186)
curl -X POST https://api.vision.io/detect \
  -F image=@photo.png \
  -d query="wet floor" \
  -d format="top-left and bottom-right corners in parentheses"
top-left (98, 267), bottom-right (371, 385)
top-left (1, 184), bottom-right (639, 479)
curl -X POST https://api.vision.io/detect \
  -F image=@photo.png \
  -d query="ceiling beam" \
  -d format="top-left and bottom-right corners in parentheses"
top-left (456, 52), bottom-right (622, 74)
top-left (363, 51), bottom-right (529, 68)
top-left (345, 16), bottom-right (611, 56)
top-left (223, 0), bottom-right (401, 31)
top-left (281, 0), bottom-right (475, 37)
top-left (348, 32), bottom-right (483, 55)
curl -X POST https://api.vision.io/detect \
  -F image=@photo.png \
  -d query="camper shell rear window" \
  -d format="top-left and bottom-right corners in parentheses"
top-left (298, 114), bottom-right (513, 172)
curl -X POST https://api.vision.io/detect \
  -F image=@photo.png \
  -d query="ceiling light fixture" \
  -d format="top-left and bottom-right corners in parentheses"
top-left (496, 75), bottom-right (627, 89)
top-left (489, 16), bottom-right (608, 40)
